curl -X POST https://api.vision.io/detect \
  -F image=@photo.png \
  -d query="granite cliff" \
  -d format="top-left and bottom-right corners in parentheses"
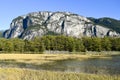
top-left (3, 11), bottom-right (120, 40)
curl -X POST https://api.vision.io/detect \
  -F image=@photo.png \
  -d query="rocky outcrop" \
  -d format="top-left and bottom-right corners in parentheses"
top-left (3, 11), bottom-right (120, 40)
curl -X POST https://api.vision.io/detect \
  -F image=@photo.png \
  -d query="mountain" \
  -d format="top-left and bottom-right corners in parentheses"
top-left (3, 11), bottom-right (120, 40)
top-left (88, 17), bottom-right (120, 33)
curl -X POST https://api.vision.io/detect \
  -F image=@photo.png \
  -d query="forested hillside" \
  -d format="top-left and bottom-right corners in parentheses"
top-left (88, 17), bottom-right (120, 33)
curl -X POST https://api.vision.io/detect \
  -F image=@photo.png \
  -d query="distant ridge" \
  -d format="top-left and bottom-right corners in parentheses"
top-left (88, 17), bottom-right (120, 33)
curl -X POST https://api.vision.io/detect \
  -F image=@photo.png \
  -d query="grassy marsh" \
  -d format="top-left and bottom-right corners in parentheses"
top-left (0, 68), bottom-right (120, 80)
top-left (0, 53), bottom-right (120, 80)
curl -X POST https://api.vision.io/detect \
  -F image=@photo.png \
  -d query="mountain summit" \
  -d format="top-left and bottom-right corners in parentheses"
top-left (3, 11), bottom-right (120, 40)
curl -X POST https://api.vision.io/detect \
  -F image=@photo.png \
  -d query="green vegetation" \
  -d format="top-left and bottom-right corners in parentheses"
top-left (46, 31), bottom-right (60, 35)
top-left (88, 17), bottom-right (120, 33)
top-left (27, 24), bottom-right (45, 30)
top-left (0, 30), bottom-right (3, 38)
top-left (0, 36), bottom-right (120, 53)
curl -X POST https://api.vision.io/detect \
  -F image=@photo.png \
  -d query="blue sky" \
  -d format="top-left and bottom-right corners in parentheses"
top-left (0, 0), bottom-right (120, 30)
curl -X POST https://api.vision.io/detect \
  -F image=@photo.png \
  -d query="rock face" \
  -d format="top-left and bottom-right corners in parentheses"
top-left (3, 11), bottom-right (120, 40)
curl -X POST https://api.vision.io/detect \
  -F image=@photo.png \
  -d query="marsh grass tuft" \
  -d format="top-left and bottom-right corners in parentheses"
top-left (0, 68), bottom-right (120, 80)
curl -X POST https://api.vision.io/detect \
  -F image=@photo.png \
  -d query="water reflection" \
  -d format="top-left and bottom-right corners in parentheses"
top-left (39, 56), bottom-right (120, 75)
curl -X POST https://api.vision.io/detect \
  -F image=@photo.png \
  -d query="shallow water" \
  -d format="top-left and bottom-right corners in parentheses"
top-left (38, 55), bottom-right (120, 75)
top-left (60, 59), bottom-right (120, 75)
top-left (0, 55), bottom-right (120, 75)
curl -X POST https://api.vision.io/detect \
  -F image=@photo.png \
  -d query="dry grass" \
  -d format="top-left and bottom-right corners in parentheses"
top-left (0, 68), bottom-right (120, 80)
top-left (0, 54), bottom-right (91, 66)
top-left (0, 53), bottom-right (113, 60)
top-left (0, 53), bottom-right (113, 66)
top-left (0, 53), bottom-right (119, 80)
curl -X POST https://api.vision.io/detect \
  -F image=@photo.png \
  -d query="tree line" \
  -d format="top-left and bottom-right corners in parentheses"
top-left (0, 36), bottom-right (120, 53)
